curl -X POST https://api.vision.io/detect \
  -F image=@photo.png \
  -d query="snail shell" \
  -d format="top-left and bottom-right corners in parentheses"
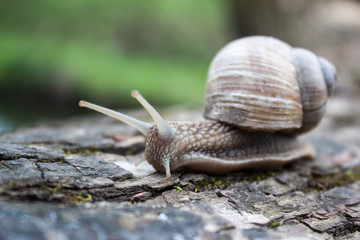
top-left (79, 36), bottom-right (337, 178)
top-left (204, 36), bottom-right (336, 134)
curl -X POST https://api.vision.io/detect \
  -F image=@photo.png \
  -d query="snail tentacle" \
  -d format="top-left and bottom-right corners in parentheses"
top-left (131, 90), bottom-right (173, 139)
top-left (163, 157), bottom-right (171, 178)
top-left (79, 100), bottom-right (151, 136)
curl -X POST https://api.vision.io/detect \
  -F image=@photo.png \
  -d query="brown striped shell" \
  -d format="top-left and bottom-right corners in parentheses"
top-left (204, 36), bottom-right (336, 134)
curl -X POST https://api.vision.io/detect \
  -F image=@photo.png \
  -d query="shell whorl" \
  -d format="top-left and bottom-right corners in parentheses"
top-left (318, 57), bottom-right (336, 97)
top-left (204, 36), bottom-right (336, 134)
top-left (290, 48), bottom-right (329, 134)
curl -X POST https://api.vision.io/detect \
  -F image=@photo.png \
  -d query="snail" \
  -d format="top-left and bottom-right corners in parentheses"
top-left (79, 36), bottom-right (336, 178)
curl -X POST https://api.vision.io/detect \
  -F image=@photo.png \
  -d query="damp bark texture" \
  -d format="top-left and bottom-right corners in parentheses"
top-left (1, 88), bottom-right (360, 240)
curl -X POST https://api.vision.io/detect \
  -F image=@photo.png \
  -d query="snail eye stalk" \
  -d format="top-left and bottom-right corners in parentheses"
top-left (79, 100), bottom-right (151, 136)
top-left (131, 90), bottom-right (173, 139)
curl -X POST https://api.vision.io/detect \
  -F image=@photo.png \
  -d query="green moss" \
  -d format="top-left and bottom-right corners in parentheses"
top-left (174, 186), bottom-right (183, 191)
top-left (64, 148), bottom-right (99, 155)
top-left (193, 171), bottom-right (279, 192)
top-left (44, 185), bottom-right (62, 195)
top-left (246, 171), bottom-right (277, 182)
top-left (309, 165), bottom-right (360, 191)
top-left (72, 193), bottom-right (92, 205)
top-left (267, 220), bottom-right (283, 228)
top-left (194, 178), bottom-right (229, 192)
top-left (211, 178), bottom-right (228, 188)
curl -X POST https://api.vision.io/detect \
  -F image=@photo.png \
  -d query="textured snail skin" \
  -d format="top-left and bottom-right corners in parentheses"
top-left (145, 120), bottom-right (314, 175)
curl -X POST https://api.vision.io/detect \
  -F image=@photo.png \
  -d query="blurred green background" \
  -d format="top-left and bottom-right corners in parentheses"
top-left (1, 0), bottom-right (359, 132)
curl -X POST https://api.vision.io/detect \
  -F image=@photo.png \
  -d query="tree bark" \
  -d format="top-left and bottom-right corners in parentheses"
top-left (1, 86), bottom-right (360, 239)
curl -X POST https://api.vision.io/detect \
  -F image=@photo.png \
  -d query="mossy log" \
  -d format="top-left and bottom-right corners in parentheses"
top-left (1, 87), bottom-right (360, 239)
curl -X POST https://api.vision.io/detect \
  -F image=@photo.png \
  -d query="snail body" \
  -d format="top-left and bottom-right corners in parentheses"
top-left (145, 120), bottom-right (314, 175)
top-left (79, 36), bottom-right (336, 178)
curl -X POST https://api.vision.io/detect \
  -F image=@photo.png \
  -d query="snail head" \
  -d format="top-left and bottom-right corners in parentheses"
top-left (79, 90), bottom-right (174, 178)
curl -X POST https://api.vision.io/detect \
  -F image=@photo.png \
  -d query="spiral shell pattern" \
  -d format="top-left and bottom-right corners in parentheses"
top-left (204, 36), bottom-right (335, 134)
top-left (205, 36), bottom-right (303, 132)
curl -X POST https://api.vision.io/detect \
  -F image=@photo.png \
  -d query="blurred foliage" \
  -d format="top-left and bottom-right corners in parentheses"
top-left (4, 0), bottom-right (355, 132)
top-left (0, 0), bottom-right (230, 129)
